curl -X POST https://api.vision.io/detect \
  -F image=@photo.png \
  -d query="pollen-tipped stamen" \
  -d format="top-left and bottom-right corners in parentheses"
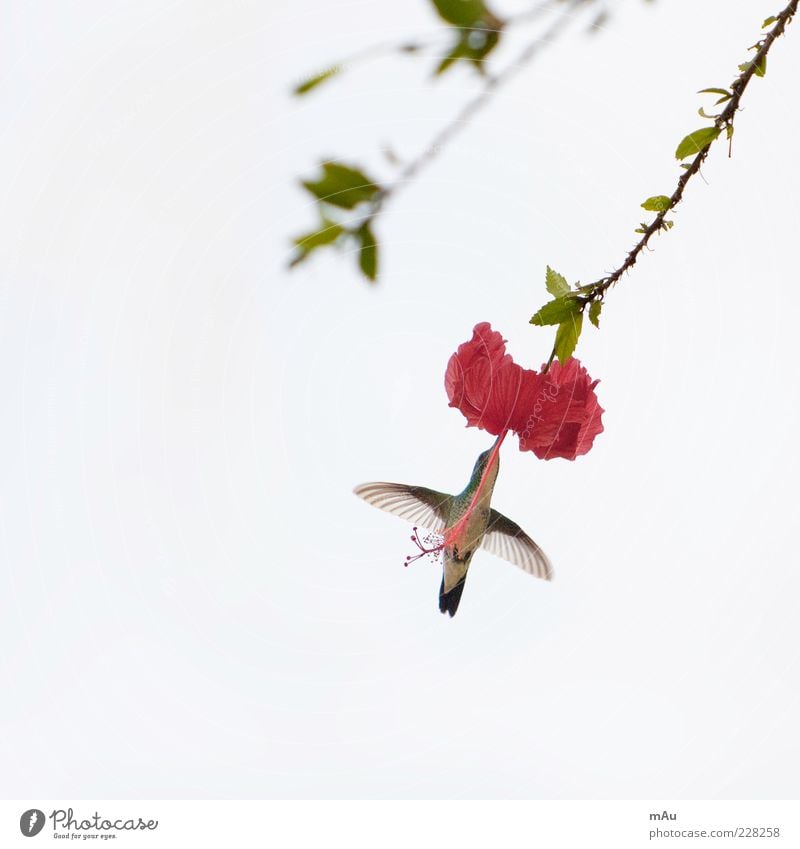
top-left (404, 526), bottom-right (445, 567)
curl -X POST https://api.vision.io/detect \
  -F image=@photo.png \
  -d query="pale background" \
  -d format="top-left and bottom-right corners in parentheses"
top-left (1, 0), bottom-right (798, 799)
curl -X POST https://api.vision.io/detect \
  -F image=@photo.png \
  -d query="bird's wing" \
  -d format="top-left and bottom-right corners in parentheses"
top-left (482, 509), bottom-right (554, 580)
top-left (353, 482), bottom-right (452, 533)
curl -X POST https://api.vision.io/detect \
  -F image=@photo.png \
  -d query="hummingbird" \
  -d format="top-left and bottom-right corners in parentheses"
top-left (354, 437), bottom-right (552, 617)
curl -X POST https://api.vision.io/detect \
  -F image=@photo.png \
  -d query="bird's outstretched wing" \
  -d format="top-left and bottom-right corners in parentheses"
top-left (482, 509), bottom-right (553, 580)
top-left (353, 483), bottom-right (452, 533)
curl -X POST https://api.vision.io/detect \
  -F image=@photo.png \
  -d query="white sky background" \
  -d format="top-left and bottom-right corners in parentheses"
top-left (1, 0), bottom-right (798, 799)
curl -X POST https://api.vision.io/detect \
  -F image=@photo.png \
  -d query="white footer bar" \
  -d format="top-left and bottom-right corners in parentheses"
top-left (2, 800), bottom-right (798, 848)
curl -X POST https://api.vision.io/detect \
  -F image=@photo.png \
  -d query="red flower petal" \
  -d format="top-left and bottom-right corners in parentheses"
top-left (504, 367), bottom-right (546, 436)
top-left (516, 357), bottom-right (604, 460)
top-left (445, 323), bottom-right (523, 436)
top-left (445, 323), bottom-right (604, 461)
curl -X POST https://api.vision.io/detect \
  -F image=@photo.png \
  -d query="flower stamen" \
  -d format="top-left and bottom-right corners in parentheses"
top-left (404, 526), bottom-right (445, 567)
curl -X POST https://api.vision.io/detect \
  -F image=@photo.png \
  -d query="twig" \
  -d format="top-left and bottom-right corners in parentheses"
top-left (584, 0), bottom-right (797, 303)
top-left (293, 0), bottom-right (565, 94)
top-left (373, 0), bottom-right (591, 214)
top-left (291, 0), bottom-right (605, 277)
top-left (541, 0), bottom-right (798, 371)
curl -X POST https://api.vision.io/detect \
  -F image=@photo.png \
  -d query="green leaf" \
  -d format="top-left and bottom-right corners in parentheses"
top-left (293, 222), bottom-right (344, 249)
top-left (301, 162), bottom-right (380, 209)
top-left (641, 195), bottom-right (672, 212)
top-left (357, 223), bottom-right (378, 281)
top-left (674, 126), bottom-right (722, 160)
top-left (293, 66), bottom-right (340, 96)
top-left (435, 27), bottom-right (500, 75)
top-left (762, 15), bottom-right (777, 28)
top-left (545, 265), bottom-right (570, 298)
top-left (588, 300), bottom-right (602, 329)
top-left (698, 107), bottom-right (718, 119)
top-left (289, 221), bottom-right (345, 268)
top-left (431, 0), bottom-right (488, 26)
top-left (662, 219), bottom-right (674, 230)
top-left (698, 88), bottom-right (732, 106)
top-left (554, 312), bottom-right (583, 363)
top-left (530, 295), bottom-right (581, 327)
top-left (739, 55), bottom-right (767, 77)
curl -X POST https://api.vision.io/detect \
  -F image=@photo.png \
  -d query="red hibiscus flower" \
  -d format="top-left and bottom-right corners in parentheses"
top-left (445, 323), bottom-right (604, 460)
top-left (516, 356), bottom-right (604, 460)
top-left (444, 322), bottom-right (528, 435)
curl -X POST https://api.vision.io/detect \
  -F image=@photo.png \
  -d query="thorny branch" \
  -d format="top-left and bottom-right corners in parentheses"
top-left (540, 0), bottom-right (798, 371)
top-left (598, 2), bottom-right (795, 296)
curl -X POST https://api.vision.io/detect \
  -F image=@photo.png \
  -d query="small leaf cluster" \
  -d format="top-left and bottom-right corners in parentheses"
top-left (672, 15), bottom-right (776, 167)
top-left (290, 162), bottom-right (382, 281)
top-left (673, 80), bottom-right (740, 164)
top-left (431, 0), bottom-right (504, 76)
top-left (289, 0), bottom-right (509, 282)
top-left (633, 194), bottom-right (674, 235)
top-left (628, 10), bottom-right (785, 247)
top-left (292, 0), bottom-right (504, 96)
top-left (530, 266), bottom-right (602, 364)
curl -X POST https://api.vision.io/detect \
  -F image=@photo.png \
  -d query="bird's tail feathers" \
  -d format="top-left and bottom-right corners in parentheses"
top-left (439, 576), bottom-right (467, 617)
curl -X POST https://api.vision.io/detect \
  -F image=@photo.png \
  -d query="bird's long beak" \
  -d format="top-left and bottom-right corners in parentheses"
top-left (446, 431), bottom-right (506, 547)
top-left (487, 430), bottom-right (507, 467)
